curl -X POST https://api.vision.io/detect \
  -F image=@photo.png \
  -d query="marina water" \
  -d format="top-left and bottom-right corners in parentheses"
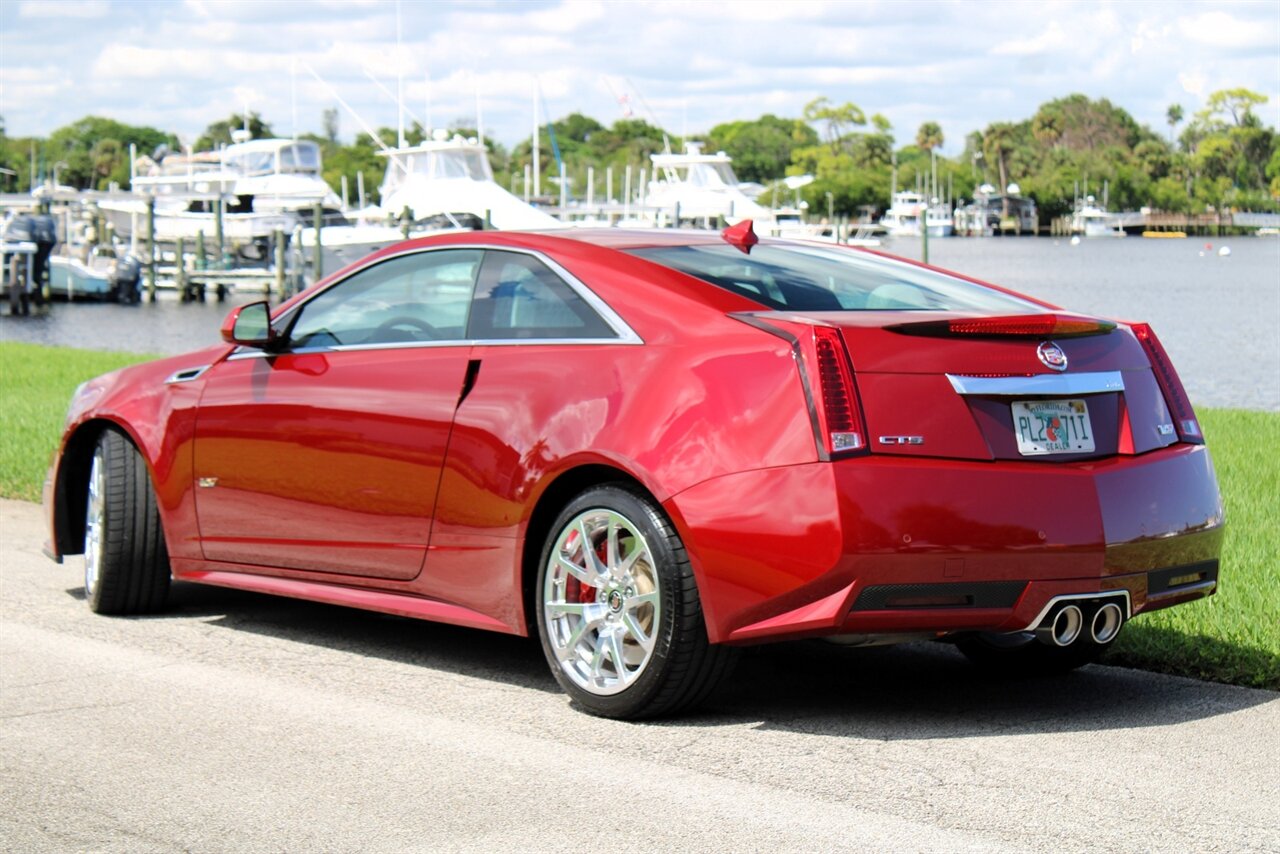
top-left (3, 236), bottom-right (1276, 412)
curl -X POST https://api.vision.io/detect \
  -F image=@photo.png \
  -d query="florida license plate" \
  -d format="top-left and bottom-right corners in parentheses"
top-left (1012, 399), bottom-right (1095, 456)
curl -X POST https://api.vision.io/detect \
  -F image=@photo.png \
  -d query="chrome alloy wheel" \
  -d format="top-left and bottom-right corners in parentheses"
top-left (83, 447), bottom-right (105, 597)
top-left (543, 509), bottom-right (661, 696)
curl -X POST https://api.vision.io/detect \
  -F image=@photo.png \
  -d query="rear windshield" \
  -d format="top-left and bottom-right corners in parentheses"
top-left (628, 243), bottom-right (1041, 312)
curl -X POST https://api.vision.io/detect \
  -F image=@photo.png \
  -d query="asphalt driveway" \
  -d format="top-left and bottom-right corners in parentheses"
top-left (2, 498), bottom-right (1276, 852)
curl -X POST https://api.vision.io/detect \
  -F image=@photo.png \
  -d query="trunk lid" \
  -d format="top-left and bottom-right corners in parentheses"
top-left (790, 310), bottom-right (1178, 462)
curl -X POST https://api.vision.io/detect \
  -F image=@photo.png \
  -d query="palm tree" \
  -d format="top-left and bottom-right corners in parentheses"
top-left (915, 121), bottom-right (944, 152)
top-left (982, 122), bottom-right (1017, 216)
top-left (1166, 104), bottom-right (1184, 147)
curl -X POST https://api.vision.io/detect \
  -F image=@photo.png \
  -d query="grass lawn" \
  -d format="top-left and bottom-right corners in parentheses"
top-left (0, 343), bottom-right (157, 501)
top-left (1, 342), bottom-right (1276, 690)
top-left (1107, 408), bottom-right (1280, 690)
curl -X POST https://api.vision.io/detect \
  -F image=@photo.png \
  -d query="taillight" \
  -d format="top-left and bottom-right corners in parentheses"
top-left (1130, 322), bottom-right (1203, 444)
top-left (813, 326), bottom-right (865, 456)
top-left (888, 313), bottom-right (1116, 338)
top-left (730, 313), bottom-right (867, 461)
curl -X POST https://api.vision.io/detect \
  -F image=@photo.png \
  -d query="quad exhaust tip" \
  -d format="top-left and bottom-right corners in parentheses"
top-left (1037, 604), bottom-right (1084, 647)
top-left (1034, 599), bottom-right (1127, 647)
top-left (1091, 602), bottom-right (1124, 644)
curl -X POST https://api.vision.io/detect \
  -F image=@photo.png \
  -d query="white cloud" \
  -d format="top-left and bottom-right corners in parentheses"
top-left (2, 0), bottom-right (1277, 156)
top-left (1177, 10), bottom-right (1275, 50)
top-left (18, 0), bottom-right (108, 17)
top-left (990, 21), bottom-right (1068, 56)
top-left (1179, 71), bottom-right (1207, 98)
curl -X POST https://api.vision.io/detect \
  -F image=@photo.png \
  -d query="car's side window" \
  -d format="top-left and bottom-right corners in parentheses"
top-left (286, 250), bottom-right (482, 349)
top-left (468, 251), bottom-right (615, 340)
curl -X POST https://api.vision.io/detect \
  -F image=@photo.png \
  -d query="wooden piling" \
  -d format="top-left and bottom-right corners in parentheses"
top-left (175, 236), bottom-right (187, 301)
top-left (214, 198), bottom-right (225, 268)
top-left (273, 229), bottom-right (286, 301)
top-left (146, 195), bottom-right (157, 303)
top-left (921, 210), bottom-right (930, 264)
top-left (312, 203), bottom-right (324, 284)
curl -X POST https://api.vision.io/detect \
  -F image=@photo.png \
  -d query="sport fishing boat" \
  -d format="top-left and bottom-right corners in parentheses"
top-left (377, 130), bottom-right (562, 231)
top-left (647, 143), bottom-right (771, 226)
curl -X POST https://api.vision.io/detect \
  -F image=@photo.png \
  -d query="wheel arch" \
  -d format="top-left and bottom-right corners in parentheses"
top-left (519, 463), bottom-right (653, 635)
top-left (52, 417), bottom-right (149, 557)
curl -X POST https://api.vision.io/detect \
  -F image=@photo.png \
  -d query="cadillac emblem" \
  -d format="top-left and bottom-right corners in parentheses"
top-left (1037, 341), bottom-right (1068, 372)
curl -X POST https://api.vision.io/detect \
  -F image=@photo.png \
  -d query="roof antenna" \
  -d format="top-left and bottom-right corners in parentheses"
top-left (722, 219), bottom-right (758, 254)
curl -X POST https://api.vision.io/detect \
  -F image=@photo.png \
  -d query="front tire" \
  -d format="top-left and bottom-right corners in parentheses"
top-left (83, 428), bottom-right (171, 615)
top-left (535, 484), bottom-right (736, 719)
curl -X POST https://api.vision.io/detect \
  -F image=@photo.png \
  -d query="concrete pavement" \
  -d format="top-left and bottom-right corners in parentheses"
top-left (2, 498), bottom-right (1276, 852)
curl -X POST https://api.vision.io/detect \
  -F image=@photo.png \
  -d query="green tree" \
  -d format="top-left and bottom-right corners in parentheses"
top-left (802, 97), bottom-right (866, 154)
top-left (194, 112), bottom-right (275, 151)
top-left (322, 108), bottom-right (339, 144)
top-left (982, 122), bottom-right (1017, 193)
top-left (42, 116), bottom-right (177, 189)
top-left (915, 121), bottom-right (944, 152)
top-left (706, 114), bottom-right (817, 183)
top-left (1166, 104), bottom-right (1184, 145)
top-left (1204, 88), bottom-right (1268, 127)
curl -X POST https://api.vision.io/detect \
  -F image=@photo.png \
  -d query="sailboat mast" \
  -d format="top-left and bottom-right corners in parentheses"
top-left (533, 85), bottom-right (541, 197)
top-left (396, 0), bottom-right (405, 148)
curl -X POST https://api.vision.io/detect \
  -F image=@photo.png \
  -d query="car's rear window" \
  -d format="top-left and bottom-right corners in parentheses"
top-left (627, 243), bottom-right (1041, 312)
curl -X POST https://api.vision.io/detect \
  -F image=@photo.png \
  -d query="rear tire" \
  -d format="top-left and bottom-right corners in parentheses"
top-left (535, 484), bottom-right (737, 719)
top-left (83, 428), bottom-right (171, 615)
top-left (955, 631), bottom-right (1110, 676)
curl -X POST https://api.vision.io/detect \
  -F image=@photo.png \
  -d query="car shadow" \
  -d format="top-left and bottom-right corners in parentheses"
top-left (682, 639), bottom-right (1277, 739)
top-left (67, 581), bottom-right (558, 695)
top-left (89, 582), bottom-right (1276, 735)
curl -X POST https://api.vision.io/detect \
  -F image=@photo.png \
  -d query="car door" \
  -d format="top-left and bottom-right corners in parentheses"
top-left (192, 248), bottom-right (481, 580)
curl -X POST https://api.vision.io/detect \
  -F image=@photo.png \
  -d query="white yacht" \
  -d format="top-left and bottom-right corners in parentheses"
top-left (647, 143), bottom-right (771, 226)
top-left (879, 191), bottom-right (925, 237)
top-left (99, 136), bottom-right (343, 244)
top-left (1071, 195), bottom-right (1125, 238)
top-left (377, 131), bottom-right (562, 230)
top-left (131, 137), bottom-right (342, 216)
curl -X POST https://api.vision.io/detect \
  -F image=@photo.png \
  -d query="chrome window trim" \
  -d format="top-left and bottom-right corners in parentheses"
top-left (946, 370), bottom-right (1125, 396)
top-left (164, 365), bottom-right (211, 384)
top-left (226, 335), bottom-right (635, 360)
top-left (267, 244), bottom-right (643, 354)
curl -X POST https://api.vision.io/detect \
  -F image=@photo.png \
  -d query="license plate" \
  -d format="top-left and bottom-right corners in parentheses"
top-left (1012, 399), bottom-right (1095, 456)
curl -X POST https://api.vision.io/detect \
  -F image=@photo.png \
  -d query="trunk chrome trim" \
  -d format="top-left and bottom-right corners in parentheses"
top-left (946, 370), bottom-right (1125, 396)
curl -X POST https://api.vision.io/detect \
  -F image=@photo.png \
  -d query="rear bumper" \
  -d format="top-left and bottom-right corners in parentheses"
top-left (665, 443), bottom-right (1223, 644)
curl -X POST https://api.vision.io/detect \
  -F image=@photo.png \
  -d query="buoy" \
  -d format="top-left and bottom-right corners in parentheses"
top-left (1205, 242), bottom-right (1213, 250)
top-left (1070, 236), bottom-right (1081, 246)
top-left (1218, 246), bottom-right (1231, 256)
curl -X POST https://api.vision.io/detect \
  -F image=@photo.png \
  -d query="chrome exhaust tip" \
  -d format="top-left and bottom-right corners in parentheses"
top-left (1036, 604), bottom-right (1084, 647)
top-left (1091, 602), bottom-right (1124, 644)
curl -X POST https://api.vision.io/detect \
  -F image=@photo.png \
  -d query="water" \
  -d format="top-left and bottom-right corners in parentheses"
top-left (883, 236), bottom-right (1279, 412)
top-left (2, 236), bottom-right (1277, 411)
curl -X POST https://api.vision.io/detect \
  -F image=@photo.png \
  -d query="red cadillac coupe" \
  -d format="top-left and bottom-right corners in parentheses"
top-left (43, 224), bottom-right (1224, 718)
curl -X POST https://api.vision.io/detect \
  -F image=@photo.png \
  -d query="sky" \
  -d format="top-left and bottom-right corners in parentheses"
top-left (2, 0), bottom-right (1278, 156)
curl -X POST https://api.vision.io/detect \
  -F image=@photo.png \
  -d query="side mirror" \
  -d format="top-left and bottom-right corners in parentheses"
top-left (220, 301), bottom-right (276, 348)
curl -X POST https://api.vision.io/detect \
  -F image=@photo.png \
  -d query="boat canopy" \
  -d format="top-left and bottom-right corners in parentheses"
top-left (224, 140), bottom-right (322, 177)
top-left (384, 146), bottom-right (494, 184)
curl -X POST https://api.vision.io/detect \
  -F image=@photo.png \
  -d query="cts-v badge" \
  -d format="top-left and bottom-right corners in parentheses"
top-left (878, 436), bottom-right (924, 445)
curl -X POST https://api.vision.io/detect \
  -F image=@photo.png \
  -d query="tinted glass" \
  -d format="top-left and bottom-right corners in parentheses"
top-left (286, 250), bottom-right (482, 349)
top-left (468, 251), bottom-right (615, 340)
top-left (629, 244), bottom-right (1042, 312)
